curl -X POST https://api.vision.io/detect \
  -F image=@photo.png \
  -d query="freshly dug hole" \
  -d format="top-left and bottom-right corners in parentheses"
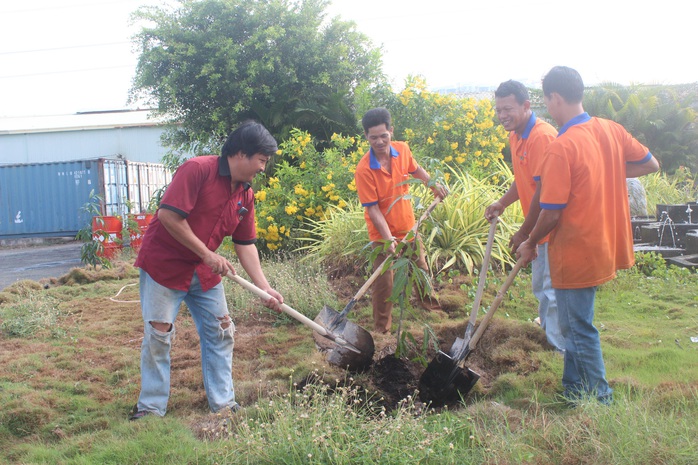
top-left (297, 318), bottom-right (552, 411)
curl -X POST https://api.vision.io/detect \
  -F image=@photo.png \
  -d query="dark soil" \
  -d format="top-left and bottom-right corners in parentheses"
top-left (370, 355), bottom-right (421, 408)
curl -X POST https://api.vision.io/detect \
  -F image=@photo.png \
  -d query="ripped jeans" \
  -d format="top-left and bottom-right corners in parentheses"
top-left (136, 270), bottom-right (236, 416)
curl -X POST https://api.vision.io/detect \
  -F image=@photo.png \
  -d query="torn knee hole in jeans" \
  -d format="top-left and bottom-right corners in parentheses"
top-left (149, 321), bottom-right (173, 332)
top-left (217, 315), bottom-right (232, 330)
top-left (217, 315), bottom-right (234, 340)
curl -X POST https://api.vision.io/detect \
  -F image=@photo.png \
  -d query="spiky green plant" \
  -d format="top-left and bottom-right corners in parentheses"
top-left (295, 202), bottom-right (370, 275)
top-left (424, 164), bottom-right (523, 274)
top-left (640, 167), bottom-right (697, 215)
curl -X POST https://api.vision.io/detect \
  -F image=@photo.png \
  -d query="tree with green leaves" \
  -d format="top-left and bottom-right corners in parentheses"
top-left (129, 0), bottom-right (385, 158)
top-left (579, 83), bottom-right (698, 174)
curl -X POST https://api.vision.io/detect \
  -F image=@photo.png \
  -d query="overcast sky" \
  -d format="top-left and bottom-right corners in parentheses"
top-left (1, 0), bottom-right (694, 117)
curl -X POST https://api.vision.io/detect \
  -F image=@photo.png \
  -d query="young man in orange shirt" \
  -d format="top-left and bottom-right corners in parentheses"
top-left (486, 80), bottom-right (565, 352)
top-left (517, 67), bottom-right (659, 404)
top-left (354, 108), bottom-right (448, 333)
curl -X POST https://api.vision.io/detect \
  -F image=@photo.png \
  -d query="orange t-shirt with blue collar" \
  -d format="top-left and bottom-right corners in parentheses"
top-left (539, 113), bottom-right (652, 289)
top-left (510, 113), bottom-right (557, 244)
top-left (354, 141), bottom-right (419, 241)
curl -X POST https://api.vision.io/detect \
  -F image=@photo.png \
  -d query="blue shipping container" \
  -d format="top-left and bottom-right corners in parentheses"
top-left (0, 159), bottom-right (171, 239)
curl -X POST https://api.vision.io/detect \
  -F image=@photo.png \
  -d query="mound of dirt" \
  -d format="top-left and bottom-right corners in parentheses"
top-left (56, 262), bottom-right (138, 286)
top-left (302, 316), bottom-right (552, 411)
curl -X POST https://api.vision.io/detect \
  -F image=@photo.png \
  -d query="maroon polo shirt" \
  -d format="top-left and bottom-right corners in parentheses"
top-left (135, 155), bottom-right (256, 291)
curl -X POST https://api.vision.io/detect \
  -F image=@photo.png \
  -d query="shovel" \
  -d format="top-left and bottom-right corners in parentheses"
top-left (448, 216), bottom-right (499, 361)
top-left (313, 198), bottom-right (442, 368)
top-left (418, 257), bottom-right (525, 406)
top-left (226, 272), bottom-right (363, 355)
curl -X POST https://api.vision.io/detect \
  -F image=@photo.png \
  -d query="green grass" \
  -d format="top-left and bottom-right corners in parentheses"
top-left (1, 258), bottom-right (697, 464)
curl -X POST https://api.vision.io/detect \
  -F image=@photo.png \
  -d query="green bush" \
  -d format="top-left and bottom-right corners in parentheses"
top-left (389, 76), bottom-right (509, 181)
top-left (254, 129), bottom-right (364, 252)
top-left (425, 165), bottom-right (522, 274)
top-left (640, 167), bottom-right (698, 215)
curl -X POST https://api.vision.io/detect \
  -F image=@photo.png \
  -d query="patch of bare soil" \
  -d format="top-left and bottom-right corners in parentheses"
top-left (307, 271), bottom-right (552, 411)
top-left (1, 261), bottom-right (550, 439)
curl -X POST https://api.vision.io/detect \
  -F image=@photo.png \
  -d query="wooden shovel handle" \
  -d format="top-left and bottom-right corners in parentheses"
top-left (467, 217), bottom-right (499, 326)
top-left (346, 197), bottom-right (443, 308)
top-left (226, 272), bottom-right (332, 337)
top-left (468, 257), bottom-right (525, 350)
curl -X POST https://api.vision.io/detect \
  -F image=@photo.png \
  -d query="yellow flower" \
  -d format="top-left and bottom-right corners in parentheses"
top-left (427, 137), bottom-right (434, 145)
top-left (337, 199), bottom-right (347, 208)
top-left (267, 243), bottom-right (278, 250)
top-left (255, 190), bottom-right (267, 202)
top-left (444, 155), bottom-right (453, 163)
top-left (285, 205), bottom-right (299, 215)
top-left (300, 161), bottom-right (307, 169)
top-left (450, 142), bottom-right (459, 150)
top-left (294, 184), bottom-right (308, 196)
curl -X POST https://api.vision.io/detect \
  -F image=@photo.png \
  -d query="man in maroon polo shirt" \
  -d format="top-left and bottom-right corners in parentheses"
top-left (129, 121), bottom-right (284, 420)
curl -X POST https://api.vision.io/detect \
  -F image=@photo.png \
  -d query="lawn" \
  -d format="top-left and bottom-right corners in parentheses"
top-left (0, 252), bottom-right (696, 464)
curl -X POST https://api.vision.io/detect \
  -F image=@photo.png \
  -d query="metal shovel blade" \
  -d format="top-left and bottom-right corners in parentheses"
top-left (418, 258), bottom-right (525, 405)
top-left (313, 305), bottom-right (375, 371)
top-left (314, 197), bottom-right (442, 366)
top-left (418, 351), bottom-right (480, 406)
top-left (448, 323), bottom-right (474, 360)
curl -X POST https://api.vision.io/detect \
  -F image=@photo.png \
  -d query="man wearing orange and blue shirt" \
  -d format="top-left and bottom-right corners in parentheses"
top-left (517, 67), bottom-right (659, 405)
top-left (486, 80), bottom-right (565, 352)
top-left (354, 107), bottom-right (448, 333)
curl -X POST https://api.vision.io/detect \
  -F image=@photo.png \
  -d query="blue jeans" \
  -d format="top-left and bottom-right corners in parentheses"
top-left (531, 243), bottom-right (565, 352)
top-left (136, 270), bottom-right (236, 416)
top-left (555, 287), bottom-right (613, 403)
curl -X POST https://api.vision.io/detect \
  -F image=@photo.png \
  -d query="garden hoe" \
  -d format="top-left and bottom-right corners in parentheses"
top-left (226, 272), bottom-right (362, 355)
top-left (418, 256), bottom-right (525, 406)
top-left (314, 197), bottom-right (442, 371)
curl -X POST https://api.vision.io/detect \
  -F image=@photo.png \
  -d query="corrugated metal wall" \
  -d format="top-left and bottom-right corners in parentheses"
top-left (0, 126), bottom-right (169, 165)
top-left (0, 159), bottom-right (171, 239)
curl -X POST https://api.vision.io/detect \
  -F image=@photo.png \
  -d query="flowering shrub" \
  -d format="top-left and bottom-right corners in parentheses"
top-left (254, 78), bottom-right (510, 253)
top-left (391, 76), bottom-right (508, 183)
top-left (254, 129), bottom-right (367, 251)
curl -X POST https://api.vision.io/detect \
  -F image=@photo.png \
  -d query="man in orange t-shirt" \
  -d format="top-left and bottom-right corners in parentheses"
top-left (354, 108), bottom-right (448, 333)
top-left (486, 80), bottom-right (564, 352)
top-left (517, 67), bottom-right (659, 405)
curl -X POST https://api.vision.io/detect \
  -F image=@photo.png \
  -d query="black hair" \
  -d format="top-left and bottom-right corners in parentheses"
top-left (361, 107), bottom-right (392, 133)
top-left (221, 121), bottom-right (278, 158)
top-left (494, 80), bottom-right (529, 105)
top-left (542, 66), bottom-right (584, 104)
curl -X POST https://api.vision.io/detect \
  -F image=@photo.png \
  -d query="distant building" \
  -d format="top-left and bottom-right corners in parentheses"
top-left (434, 84), bottom-right (496, 101)
top-left (0, 109), bottom-right (173, 165)
top-left (0, 110), bottom-right (178, 239)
